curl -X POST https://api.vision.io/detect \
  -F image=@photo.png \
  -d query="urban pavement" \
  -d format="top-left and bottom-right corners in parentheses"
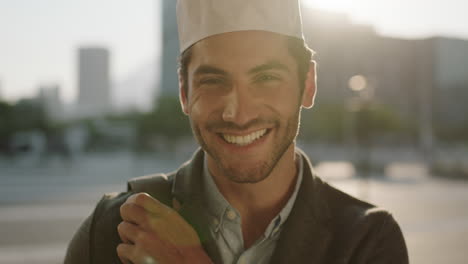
top-left (0, 152), bottom-right (467, 264)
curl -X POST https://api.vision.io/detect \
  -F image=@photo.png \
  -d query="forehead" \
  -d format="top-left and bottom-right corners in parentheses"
top-left (189, 30), bottom-right (294, 72)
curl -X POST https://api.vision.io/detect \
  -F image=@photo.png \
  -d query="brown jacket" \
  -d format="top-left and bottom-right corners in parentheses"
top-left (64, 149), bottom-right (409, 263)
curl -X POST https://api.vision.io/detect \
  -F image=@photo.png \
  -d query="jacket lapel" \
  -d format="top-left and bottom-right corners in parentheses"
top-left (270, 150), bottom-right (332, 263)
top-left (170, 149), bottom-right (224, 263)
top-left (170, 148), bottom-right (208, 235)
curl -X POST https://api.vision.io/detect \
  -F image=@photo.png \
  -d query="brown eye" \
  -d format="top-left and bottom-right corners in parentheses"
top-left (200, 78), bottom-right (225, 85)
top-left (256, 74), bottom-right (279, 82)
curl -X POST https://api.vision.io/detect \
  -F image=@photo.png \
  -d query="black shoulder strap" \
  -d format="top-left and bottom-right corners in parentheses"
top-left (68, 174), bottom-right (176, 264)
top-left (126, 173), bottom-right (175, 207)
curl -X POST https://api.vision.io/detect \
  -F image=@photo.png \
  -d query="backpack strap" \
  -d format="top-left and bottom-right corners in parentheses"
top-left (126, 172), bottom-right (175, 207)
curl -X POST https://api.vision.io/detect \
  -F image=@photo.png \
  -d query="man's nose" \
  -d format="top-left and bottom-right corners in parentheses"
top-left (222, 86), bottom-right (259, 127)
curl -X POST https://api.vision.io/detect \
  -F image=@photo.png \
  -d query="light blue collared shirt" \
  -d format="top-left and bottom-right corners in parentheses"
top-left (202, 151), bottom-right (304, 264)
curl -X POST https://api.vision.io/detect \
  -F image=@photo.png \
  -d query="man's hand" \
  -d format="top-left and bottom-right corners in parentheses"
top-left (117, 193), bottom-right (213, 264)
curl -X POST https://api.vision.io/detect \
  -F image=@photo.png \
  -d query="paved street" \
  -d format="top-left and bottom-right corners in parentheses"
top-left (0, 152), bottom-right (467, 263)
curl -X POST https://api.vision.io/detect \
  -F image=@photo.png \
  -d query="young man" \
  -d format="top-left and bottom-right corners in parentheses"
top-left (65, 0), bottom-right (408, 263)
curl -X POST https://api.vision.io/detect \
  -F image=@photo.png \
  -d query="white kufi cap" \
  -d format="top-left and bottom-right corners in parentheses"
top-left (176, 0), bottom-right (304, 53)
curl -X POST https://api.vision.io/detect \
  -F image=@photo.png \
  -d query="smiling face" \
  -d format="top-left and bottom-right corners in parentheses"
top-left (179, 31), bottom-right (316, 184)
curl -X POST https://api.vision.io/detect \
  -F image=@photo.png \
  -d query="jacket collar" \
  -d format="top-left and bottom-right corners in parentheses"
top-left (169, 149), bottom-right (225, 262)
top-left (171, 148), bottom-right (205, 204)
top-left (270, 148), bottom-right (332, 263)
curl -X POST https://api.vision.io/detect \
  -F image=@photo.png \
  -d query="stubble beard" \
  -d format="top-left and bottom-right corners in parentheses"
top-left (190, 110), bottom-right (301, 184)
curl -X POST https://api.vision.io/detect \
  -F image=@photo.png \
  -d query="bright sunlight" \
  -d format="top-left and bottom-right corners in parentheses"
top-left (301, 0), bottom-right (355, 13)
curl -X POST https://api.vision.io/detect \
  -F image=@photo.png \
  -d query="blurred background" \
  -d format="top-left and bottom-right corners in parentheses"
top-left (1, 0), bottom-right (467, 263)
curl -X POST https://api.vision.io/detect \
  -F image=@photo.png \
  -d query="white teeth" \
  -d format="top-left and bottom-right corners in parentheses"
top-left (222, 129), bottom-right (267, 146)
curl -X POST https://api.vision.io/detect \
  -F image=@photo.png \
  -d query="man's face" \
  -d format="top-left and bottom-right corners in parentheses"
top-left (180, 31), bottom-right (314, 183)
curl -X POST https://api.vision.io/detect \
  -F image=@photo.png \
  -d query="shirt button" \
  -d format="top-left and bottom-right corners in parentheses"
top-left (273, 226), bottom-right (280, 235)
top-left (226, 209), bottom-right (236, 220)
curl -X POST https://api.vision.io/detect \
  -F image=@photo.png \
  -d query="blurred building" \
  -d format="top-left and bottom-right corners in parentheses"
top-left (77, 47), bottom-right (112, 117)
top-left (159, 0), bottom-right (179, 97)
top-left (303, 10), bottom-right (420, 118)
top-left (37, 84), bottom-right (63, 121)
top-left (302, 8), bottom-right (468, 144)
top-left (422, 37), bottom-right (468, 129)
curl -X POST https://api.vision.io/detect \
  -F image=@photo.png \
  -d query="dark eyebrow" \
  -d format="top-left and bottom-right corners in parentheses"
top-left (194, 65), bottom-right (229, 76)
top-left (248, 60), bottom-right (291, 75)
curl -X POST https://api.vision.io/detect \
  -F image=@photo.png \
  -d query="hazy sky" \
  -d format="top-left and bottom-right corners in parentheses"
top-left (0, 0), bottom-right (467, 104)
top-left (303, 0), bottom-right (468, 38)
top-left (0, 0), bottom-right (157, 103)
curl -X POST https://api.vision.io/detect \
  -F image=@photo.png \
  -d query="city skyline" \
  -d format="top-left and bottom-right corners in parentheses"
top-left (0, 0), bottom-right (467, 105)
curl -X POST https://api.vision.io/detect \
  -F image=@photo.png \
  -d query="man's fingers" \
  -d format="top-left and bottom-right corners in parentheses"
top-left (120, 202), bottom-right (149, 225)
top-left (117, 223), bottom-right (171, 264)
top-left (117, 243), bottom-right (159, 264)
top-left (118, 221), bottom-right (168, 253)
top-left (118, 221), bottom-right (164, 248)
top-left (117, 221), bottom-right (139, 244)
top-left (127, 193), bottom-right (172, 216)
top-left (116, 243), bottom-right (134, 264)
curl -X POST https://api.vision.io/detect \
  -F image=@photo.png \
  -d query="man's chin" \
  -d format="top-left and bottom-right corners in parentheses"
top-left (221, 162), bottom-right (272, 184)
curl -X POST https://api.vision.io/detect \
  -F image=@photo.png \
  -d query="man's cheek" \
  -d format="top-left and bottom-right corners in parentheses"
top-left (187, 93), bottom-right (206, 116)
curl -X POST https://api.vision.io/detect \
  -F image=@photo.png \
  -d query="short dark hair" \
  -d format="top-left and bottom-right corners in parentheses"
top-left (178, 36), bottom-right (315, 97)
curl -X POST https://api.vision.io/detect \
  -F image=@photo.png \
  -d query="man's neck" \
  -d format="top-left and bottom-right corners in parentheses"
top-left (207, 144), bottom-right (299, 247)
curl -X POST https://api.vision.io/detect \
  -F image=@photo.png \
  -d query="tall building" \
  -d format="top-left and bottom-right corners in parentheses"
top-left (37, 84), bottom-right (63, 121)
top-left (302, 8), bottom-right (468, 143)
top-left (159, 0), bottom-right (179, 97)
top-left (77, 47), bottom-right (111, 117)
top-left (418, 37), bottom-right (468, 134)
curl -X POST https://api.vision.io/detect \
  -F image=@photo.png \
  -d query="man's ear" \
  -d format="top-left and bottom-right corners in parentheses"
top-left (178, 68), bottom-right (189, 115)
top-left (301, 60), bottom-right (317, 109)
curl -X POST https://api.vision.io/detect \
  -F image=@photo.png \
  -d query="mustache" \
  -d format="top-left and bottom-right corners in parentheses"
top-left (206, 118), bottom-right (278, 132)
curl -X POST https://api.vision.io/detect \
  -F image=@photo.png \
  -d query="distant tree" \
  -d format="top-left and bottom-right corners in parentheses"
top-left (136, 95), bottom-right (191, 151)
top-left (12, 98), bottom-right (49, 132)
top-left (0, 101), bottom-right (15, 153)
top-left (0, 99), bottom-right (53, 154)
top-left (299, 103), bottom-right (346, 143)
top-left (435, 117), bottom-right (468, 143)
top-left (362, 103), bottom-right (403, 134)
top-left (299, 102), bottom-right (407, 145)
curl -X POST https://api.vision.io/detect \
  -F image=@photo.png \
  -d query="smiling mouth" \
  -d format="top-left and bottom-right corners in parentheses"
top-left (220, 128), bottom-right (269, 146)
